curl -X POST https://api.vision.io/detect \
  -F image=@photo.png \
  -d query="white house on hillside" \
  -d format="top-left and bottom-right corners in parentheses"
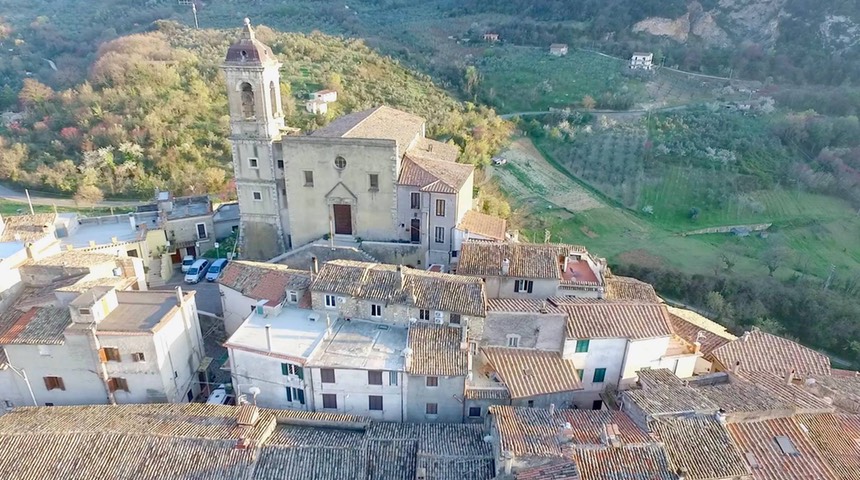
top-left (630, 52), bottom-right (654, 70)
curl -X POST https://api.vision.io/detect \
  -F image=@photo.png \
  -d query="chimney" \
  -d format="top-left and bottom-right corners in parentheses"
top-left (692, 341), bottom-right (701, 354)
top-left (539, 301), bottom-right (549, 314)
top-left (111, 236), bottom-right (118, 244)
top-left (89, 240), bottom-right (96, 247)
top-left (677, 467), bottom-right (688, 480)
top-left (557, 422), bottom-right (573, 444)
top-left (548, 403), bottom-right (556, 417)
top-left (600, 423), bottom-right (621, 448)
top-left (501, 258), bottom-right (510, 275)
top-left (785, 368), bottom-right (796, 386)
top-left (715, 409), bottom-right (727, 424)
top-left (741, 331), bottom-right (751, 342)
top-left (311, 256), bottom-right (319, 275)
top-left (175, 286), bottom-right (184, 305)
top-left (397, 264), bottom-right (405, 288)
top-left (265, 324), bottom-right (272, 352)
top-left (503, 452), bottom-right (513, 475)
top-left (731, 361), bottom-right (741, 375)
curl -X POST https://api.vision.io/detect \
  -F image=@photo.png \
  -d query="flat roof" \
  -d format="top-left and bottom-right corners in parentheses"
top-left (309, 320), bottom-right (407, 371)
top-left (97, 291), bottom-right (191, 333)
top-left (225, 306), bottom-right (329, 361)
top-left (0, 241), bottom-right (24, 260)
top-left (59, 215), bottom-right (139, 248)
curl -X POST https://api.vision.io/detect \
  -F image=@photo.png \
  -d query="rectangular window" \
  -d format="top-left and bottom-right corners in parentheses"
top-left (514, 280), bottom-right (534, 293)
top-left (468, 406), bottom-right (482, 417)
top-left (252, 191), bottom-right (262, 201)
top-left (304, 170), bottom-right (314, 186)
top-left (286, 387), bottom-right (305, 405)
top-left (527, 400), bottom-right (534, 408)
top-left (411, 192), bottom-right (421, 209)
top-left (371, 304), bottom-right (382, 317)
top-left (389, 371), bottom-right (398, 386)
top-left (320, 368), bottom-right (336, 384)
top-left (99, 347), bottom-right (121, 363)
top-left (450, 313), bottom-right (461, 325)
top-left (131, 352), bottom-right (146, 362)
top-left (426, 376), bottom-right (438, 387)
top-left (281, 363), bottom-right (304, 379)
top-left (593, 368), bottom-right (607, 383)
top-left (249, 157), bottom-right (258, 168)
top-left (324, 294), bottom-right (337, 308)
top-left (576, 369), bottom-right (584, 380)
top-left (575, 339), bottom-right (590, 353)
top-left (277, 159), bottom-right (284, 169)
top-left (434, 226), bottom-right (445, 243)
top-left (43, 376), bottom-right (65, 391)
top-left (369, 174), bottom-right (379, 191)
top-left (435, 199), bottom-right (446, 217)
top-left (281, 188), bottom-right (286, 197)
top-left (288, 291), bottom-right (298, 303)
top-left (368, 395), bottom-right (383, 411)
top-left (196, 223), bottom-right (207, 239)
top-left (368, 370), bottom-right (383, 385)
top-left (426, 403), bottom-right (438, 415)
top-left (107, 377), bottom-right (129, 393)
top-left (507, 335), bottom-right (520, 348)
top-left (78, 308), bottom-right (91, 315)
top-left (419, 309), bottom-right (430, 321)
top-left (322, 393), bottom-right (337, 409)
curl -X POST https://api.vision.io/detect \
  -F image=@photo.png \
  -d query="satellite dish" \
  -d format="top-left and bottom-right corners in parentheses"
top-left (248, 386), bottom-right (261, 397)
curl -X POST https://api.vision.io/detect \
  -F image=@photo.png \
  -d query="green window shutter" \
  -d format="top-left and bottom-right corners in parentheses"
top-left (286, 387), bottom-right (292, 402)
top-left (297, 389), bottom-right (305, 405)
top-left (281, 363), bottom-right (289, 376)
top-left (593, 368), bottom-right (606, 383)
top-left (576, 369), bottom-right (584, 380)
top-left (575, 339), bottom-right (590, 353)
top-left (296, 366), bottom-right (304, 380)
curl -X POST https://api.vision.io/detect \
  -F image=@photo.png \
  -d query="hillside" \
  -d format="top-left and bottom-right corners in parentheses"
top-left (0, 21), bottom-right (509, 198)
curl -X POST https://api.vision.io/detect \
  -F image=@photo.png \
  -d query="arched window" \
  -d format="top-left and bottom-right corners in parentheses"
top-left (269, 81), bottom-right (279, 116)
top-left (240, 83), bottom-right (255, 119)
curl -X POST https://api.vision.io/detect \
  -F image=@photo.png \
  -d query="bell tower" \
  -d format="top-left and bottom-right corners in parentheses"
top-left (221, 18), bottom-right (290, 259)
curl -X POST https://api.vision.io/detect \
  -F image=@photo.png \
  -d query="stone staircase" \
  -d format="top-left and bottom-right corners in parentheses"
top-left (147, 258), bottom-right (166, 288)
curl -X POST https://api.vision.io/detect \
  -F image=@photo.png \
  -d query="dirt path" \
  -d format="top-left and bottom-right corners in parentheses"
top-left (0, 183), bottom-right (147, 208)
top-left (492, 137), bottom-right (603, 212)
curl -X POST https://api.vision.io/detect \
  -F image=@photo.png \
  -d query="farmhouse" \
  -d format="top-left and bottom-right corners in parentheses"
top-left (630, 52), bottom-right (654, 70)
top-left (549, 43), bottom-right (568, 56)
top-left (483, 32), bottom-right (499, 42)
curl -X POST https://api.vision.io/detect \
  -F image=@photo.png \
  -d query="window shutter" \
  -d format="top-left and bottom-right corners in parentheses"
top-left (514, 282), bottom-right (520, 293)
top-left (286, 387), bottom-right (292, 402)
top-left (296, 366), bottom-right (304, 380)
top-left (297, 389), bottom-right (305, 405)
top-left (58, 377), bottom-right (65, 391)
top-left (44, 377), bottom-right (52, 390)
top-left (527, 281), bottom-right (533, 293)
top-left (98, 348), bottom-right (107, 363)
top-left (108, 378), bottom-right (117, 393)
top-left (281, 363), bottom-right (288, 376)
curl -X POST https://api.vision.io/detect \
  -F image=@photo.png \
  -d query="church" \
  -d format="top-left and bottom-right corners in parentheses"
top-left (221, 19), bottom-right (505, 264)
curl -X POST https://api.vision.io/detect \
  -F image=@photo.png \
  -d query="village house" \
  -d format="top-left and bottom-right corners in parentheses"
top-left (452, 210), bottom-right (509, 259)
top-left (483, 33), bottom-right (500, 42)
top-left (0, 284), bottom-right (203, 409)
top-left (313, 89), bottom-right (338, 103)
top-left (305, 98), bottom-right (328, 115)
top-left (707, 327), bottom-right (831, 377)
top-left (222, 20), bottom-right (495, 266)
top-left (217, 260), bottom-right (312, 336)
top-left (549, 43), bottom-right (568, 56)
top-left (212, 201), bottom-right (240, 241)
top-left (630, 51), bottom-right (654, 70)
top-left (456, 241), bottom-right (607, 299)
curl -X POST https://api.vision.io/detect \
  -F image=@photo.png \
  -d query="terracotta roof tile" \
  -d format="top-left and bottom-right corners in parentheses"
top-left (407, 323), bottom-right (468, 376)
top-left (312, 105), bottom-right (425, 152)
top-left (710, 328), bottom-right (831, 376)
top-left (668, 311), bottom-right (734, 355)
top-left (483, 348), bottom-right (581, 398)
top-left (515, 461), bottom-right (580, 480)
top-left (637, 368), bottom-right (686, 388)
top-left (569, 446), bottom-right (675, 480)
top-left (457, 242), bottom-right (588, 279)
top-left (457, 210), bottom-right (507, 241)
top-left (795, 413), bottom-right (860, 480)
top-left (603, 275), bottom-right (660, 302)
top-left (651, 416), bottom-right (751, 480)
top-left (561, 301), bottom-right (673, 340)
top-left (727, 417), bottom-right (838, 480)
top-left (398, 154), bottom-right (473, 194)
top-left (464, 387), bottom-right (510, 400)
top-left (0, 213), bottom-right (56, 242)
top-left (312, 260), bottom-right (487, 317)
top-left (0, 307), bottom-right (71, 345)
top-left (218, 260), bottom-right (310, 306)
top-left (624, 386), bottom-right (719, 416)
top-left (487, 298), bottom-right (563, 314)
top-left (24, 250), bottom-right (116, 268)
top-left (490, 405), bottom-right (650, 457)
top-left (0, 346), bottom-right (7, 369)
top-left (255, 446), bottom-right (365, 480)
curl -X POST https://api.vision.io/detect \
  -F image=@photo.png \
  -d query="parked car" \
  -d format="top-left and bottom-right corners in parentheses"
top-left (184, 259), bottom-right (209, 284)
top-left (180, 255), bottom-right (196, 273)
top-left (205, 258), bottom-right (228, 282)
top-left (206, 384), bottom-right (228, 405)
top-left (492, 156), bottom-right (507, 166)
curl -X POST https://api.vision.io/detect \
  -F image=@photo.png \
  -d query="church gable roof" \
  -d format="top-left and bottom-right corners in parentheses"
top-left (312, 106), bottom-right (425, 151)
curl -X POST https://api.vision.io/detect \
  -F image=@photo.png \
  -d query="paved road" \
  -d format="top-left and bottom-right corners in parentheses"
top-left (499, 104), bottom-right (692, 120)
top-left (153, 271), bottom-right (223, 316)
top-left (0, 183), bottom-right (147, 208)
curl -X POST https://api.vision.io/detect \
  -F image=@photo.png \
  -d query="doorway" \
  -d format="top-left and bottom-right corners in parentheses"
top-left (333, 204), bottom-right (353, 235)
top-left (410, 218), bottom-right (420, 243)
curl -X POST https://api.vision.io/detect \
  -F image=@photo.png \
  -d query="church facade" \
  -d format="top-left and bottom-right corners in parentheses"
top-left (222, 20), bottom-right (497, 265)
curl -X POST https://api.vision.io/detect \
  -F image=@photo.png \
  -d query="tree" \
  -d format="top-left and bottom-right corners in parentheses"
top-left (582, 95), bottom-right (596, 110)
top-left (464, 66), bottom-right (481, 100)
top-left (17, 78), bottom-right (54, 109)
top-left (201, 167), bottom-right (227, 194)
top-left (74, 184), bottom-right (104, 207)
top-left (762, 245), bottom-right (790, 277)
top-left (688, 207), bottom-right (700, 221)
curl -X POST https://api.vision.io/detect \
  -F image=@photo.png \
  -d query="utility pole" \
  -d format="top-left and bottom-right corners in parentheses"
top-left (24, 189), bottom-right (34, 215)
top-left (824, 264), bottom-right (836, 290)
top-left (192, 2), bottom-right (199, 29)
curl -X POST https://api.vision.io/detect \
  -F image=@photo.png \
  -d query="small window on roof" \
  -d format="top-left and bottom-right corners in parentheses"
top-left (774, 436), bottom-right (800, 456)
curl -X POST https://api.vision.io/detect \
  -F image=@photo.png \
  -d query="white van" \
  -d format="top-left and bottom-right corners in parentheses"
top-left (207, 384), bottom-right (228, 405)
top-left (205, 258), bottom-right (228, 282)
top-left (181, 255), bottom-right (196, 273)
top-left (184, 259), bottom-right (209, 284)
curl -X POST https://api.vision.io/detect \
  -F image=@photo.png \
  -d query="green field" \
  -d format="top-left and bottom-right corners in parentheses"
top-left (476, 46), bottom-right (640, 113)
top-left (0, 199), bottom-right (131, 217)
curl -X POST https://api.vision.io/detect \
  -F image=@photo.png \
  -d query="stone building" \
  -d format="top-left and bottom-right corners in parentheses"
top-left (222, 20), bottom-right (487, 265)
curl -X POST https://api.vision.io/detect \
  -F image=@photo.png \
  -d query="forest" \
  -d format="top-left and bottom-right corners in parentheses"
top-left (0, 21), bottom-right (510, 201)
